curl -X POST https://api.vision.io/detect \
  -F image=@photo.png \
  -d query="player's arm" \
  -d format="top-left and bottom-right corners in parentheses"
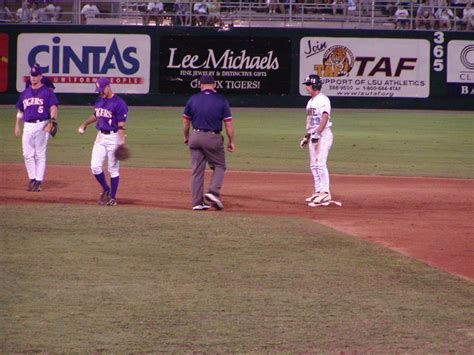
top-left (316, 112), bottom-right (329, 135)
top-left (78, 114), bottom-right (97, 134)
top-left (14, 110), bottom-right (23, 138)
top-left (118, 121), bottom-right (126, 145)
top-left (224, 119), bottom-right (235, 153)
top-left (49, 105), bottom-right (58, 121)
top-left (182, 116), bottom-right (191, 145)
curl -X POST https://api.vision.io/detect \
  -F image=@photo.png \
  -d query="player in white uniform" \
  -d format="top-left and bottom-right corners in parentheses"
top-left (300, 74), bottom-right (334, 207)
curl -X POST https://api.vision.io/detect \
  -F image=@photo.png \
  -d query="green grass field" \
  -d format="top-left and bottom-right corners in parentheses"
top-left (1, 107), bottom-right (473, 177)
top-left (1, 107), bottom-right (473, 352)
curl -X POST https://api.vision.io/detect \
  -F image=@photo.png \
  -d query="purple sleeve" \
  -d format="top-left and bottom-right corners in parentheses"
top-left (183, 97), bottom-right (193, 118)
top-left (116, 99), bottom-right (128, 122)
top-left (16, 92), bottom-right (24, 111)
top-left (222, 99), bottom-right (231, 120)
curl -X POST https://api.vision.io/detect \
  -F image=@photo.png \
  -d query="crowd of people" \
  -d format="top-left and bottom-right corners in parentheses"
top-left (0, 0), bottom-right (62, 23)
top-left (0, 0), bottom-right (472, 30)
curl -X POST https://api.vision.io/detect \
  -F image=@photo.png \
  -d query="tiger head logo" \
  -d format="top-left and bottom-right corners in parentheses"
top-left (322, 45), bottom-right (354, 77)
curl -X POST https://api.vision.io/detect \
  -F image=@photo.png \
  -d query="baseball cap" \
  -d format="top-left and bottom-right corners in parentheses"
top-left (95, 77), bottom-right (110, 92)
top-left (200, 75), bottom-right (215, 84)
top-left (30, 63), bottom-right (43, 76)
top-left (302, 74), bottom-right (319, 85)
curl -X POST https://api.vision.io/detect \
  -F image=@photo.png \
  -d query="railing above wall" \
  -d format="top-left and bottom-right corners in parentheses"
top-left (1, 0), bottom-right (472, 31)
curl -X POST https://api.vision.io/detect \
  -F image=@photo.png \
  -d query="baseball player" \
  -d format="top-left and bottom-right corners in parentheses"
top-left (77, 78), bottom-right (128, 206)
top-left (14, 63), bottom-right (59, 192)
top-left (300, 74), bottom-right (334, 207)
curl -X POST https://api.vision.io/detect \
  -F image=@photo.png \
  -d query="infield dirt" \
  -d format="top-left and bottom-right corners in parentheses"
top-left (1, 164), bottom-right (472, 281)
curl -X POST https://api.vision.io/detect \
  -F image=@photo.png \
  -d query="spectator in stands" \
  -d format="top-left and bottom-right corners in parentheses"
top-left (173, 0), bottom-right (190, 25)
top-left (461, 0), bottom-right (473, 29)
top-left (383, 0), bottom-right (397, 16)
top-left (145, 0), bottom-right (164, 25)
top-left (0, 1), bottom-right (14, 22)
top-left (416, 0), bottom-right (435, 29)
top-left (206, 0), bottom-right (221, 25)
top-left (347, 0), bottom-right (357, 16)
top-left (193, 0), bottom-right (208, 26)
top-left (395, 3), bottom-right (410, 29)
top-left (332, 0), bottom-right (345, 15)
top-left (267, 0), bottom-right (285, 14)
top-left (81, 2), bottom-right (100, 24)
top-left (436, 0), bottom-right (456, 29)
top-left (16, 0), bottom-right (32, 23)
top-left (44, 1), bottom-right (62, 21)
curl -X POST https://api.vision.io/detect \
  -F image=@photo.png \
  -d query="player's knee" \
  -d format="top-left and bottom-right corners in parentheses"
top-left (91, 166), bottom-right (103, 175)
top-left (109, 168), bottom-right (120, 178)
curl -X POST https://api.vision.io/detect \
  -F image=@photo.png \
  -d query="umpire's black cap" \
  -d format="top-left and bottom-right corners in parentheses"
top-left (200, 75), bottom-right (215, 84)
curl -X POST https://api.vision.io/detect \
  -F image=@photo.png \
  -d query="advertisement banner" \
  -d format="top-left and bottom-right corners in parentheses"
top-left (159, 36), bottom-right (291, 94)
top-left (16, 33), bottom-right (151, 93)
top-left (299, 37), bottom-right (430, 98)
top-left (0, 33), bottom-right (8, 93)
top-left (446, 40), bottom-right (474, 97)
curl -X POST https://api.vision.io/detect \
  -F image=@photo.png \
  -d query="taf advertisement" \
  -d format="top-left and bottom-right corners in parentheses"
top-left (159, 36), bottom-right (291, 94)
top-left (299, 37), bottom-right (430, 98)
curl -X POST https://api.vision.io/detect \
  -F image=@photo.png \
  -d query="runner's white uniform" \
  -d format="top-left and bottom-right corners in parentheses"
top-left (305, 92), bottom-right (333, 194)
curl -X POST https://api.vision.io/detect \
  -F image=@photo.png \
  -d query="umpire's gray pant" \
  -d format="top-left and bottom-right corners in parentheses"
top-left (189, 131), bottom-right (226, 207)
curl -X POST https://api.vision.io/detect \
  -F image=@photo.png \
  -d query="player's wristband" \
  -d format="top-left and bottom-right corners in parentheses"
top-left (16, 112), bottom-right (23, 120)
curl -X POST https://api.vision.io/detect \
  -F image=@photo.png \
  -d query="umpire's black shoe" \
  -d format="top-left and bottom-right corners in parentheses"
top-left (204, 193), bottom-right (224, 210)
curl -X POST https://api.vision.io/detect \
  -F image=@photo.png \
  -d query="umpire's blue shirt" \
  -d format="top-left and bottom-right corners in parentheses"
top-left (182, 89), bottom-right (232, 132)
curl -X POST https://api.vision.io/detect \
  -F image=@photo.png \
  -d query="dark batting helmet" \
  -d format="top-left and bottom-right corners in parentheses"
top-left (302, 74), bottom-right (322, 91)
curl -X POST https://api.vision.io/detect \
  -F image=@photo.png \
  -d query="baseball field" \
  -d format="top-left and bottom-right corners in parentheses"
top-left (1, 107), bottom-right (473, 352)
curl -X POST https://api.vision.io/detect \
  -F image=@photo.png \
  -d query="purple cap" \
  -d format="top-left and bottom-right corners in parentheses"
top-left (30, 63), bottom-right (43, 76)
top-left (95, 77), bottom-right (110, 92)
top-left (200, 75), bottom-right (215, 84)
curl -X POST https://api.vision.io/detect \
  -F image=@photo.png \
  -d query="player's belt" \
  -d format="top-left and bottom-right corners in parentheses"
top-left (193, 128), bottom-right (220, 134)
top-left (26, 119), bottom-right (44, 123)
top-left (100, 130), bottom-right (118, 134)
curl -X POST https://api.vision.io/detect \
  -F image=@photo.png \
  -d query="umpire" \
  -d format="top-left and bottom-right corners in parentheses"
top-left (182, 75), bottom-right (236, 211)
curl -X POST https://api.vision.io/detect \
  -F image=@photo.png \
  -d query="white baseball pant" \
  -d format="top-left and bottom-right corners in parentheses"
top-left (308, 128), bottom-right (333, 193)
top-left (90, 132), bottom-right (120, 178)
top-left (22, 121), bottom-right (50, 181)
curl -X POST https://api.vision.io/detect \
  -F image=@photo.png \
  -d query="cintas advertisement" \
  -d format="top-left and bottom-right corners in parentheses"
top-left (16, 33), bottom-right (151, 93)
top-left (159, 36), bottom-right (291, 94)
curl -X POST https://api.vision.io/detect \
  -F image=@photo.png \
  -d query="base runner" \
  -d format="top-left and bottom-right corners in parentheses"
top-left (300, 74), bottom-right (334, 207)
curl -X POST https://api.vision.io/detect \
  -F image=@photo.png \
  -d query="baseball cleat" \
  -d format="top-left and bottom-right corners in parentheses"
top-left (27, 179), bottom-right (36, 191)
top-left (311, 192), bottom-right (331, 204)
top-left (204, 193), bottom-right (224, 210)
top-left (104, 197), bottom-right (117, 206)
top-left (31, 180), bottom-right (42, 192)
top-left (308, 201), bottom-right (332, 207)
top-left (98, 189), bottom-right (110, 205)
top-left (305, 192), bottom-right (320, 202)
top-left (192, 204), bottom-right (211, 211)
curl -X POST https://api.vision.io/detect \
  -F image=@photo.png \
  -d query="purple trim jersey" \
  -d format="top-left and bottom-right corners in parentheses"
top-left (93, 95), bottom-right (128, 131)
top-left (16, 85), bottom-right (59, 122)
top-left (182, 89), bottom-right (232, 132)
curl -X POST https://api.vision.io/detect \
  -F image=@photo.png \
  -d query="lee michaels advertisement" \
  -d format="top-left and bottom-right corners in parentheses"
top-left (16, 33), bottom-right (151, 93)
top-left (299, 37), bottom-right (430, 98)
top-left (159, 36), bottom-right (291, 94)
top-left (446, 40), bottom-right (474, 97)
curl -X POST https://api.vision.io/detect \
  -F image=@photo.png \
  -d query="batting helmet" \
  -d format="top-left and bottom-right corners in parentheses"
top-left (302, 74), bottom-right (322, 91)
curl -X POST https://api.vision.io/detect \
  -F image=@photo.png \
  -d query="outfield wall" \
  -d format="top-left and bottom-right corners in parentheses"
top-left (0, 25), bottom-right (473, 110)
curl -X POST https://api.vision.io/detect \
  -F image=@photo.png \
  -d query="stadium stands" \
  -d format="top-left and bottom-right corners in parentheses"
top-left (1, 0), bottom-right (472, 31)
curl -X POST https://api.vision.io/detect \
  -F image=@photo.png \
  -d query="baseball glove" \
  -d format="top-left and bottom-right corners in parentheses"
top-left (44, 119), bottom-right (58, 137)
top-left (114, 144), bottom-right (131, 161)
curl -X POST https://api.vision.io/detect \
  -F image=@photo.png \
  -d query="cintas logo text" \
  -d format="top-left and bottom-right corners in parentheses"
top-left (27, 36), bottom-right (140, 75)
